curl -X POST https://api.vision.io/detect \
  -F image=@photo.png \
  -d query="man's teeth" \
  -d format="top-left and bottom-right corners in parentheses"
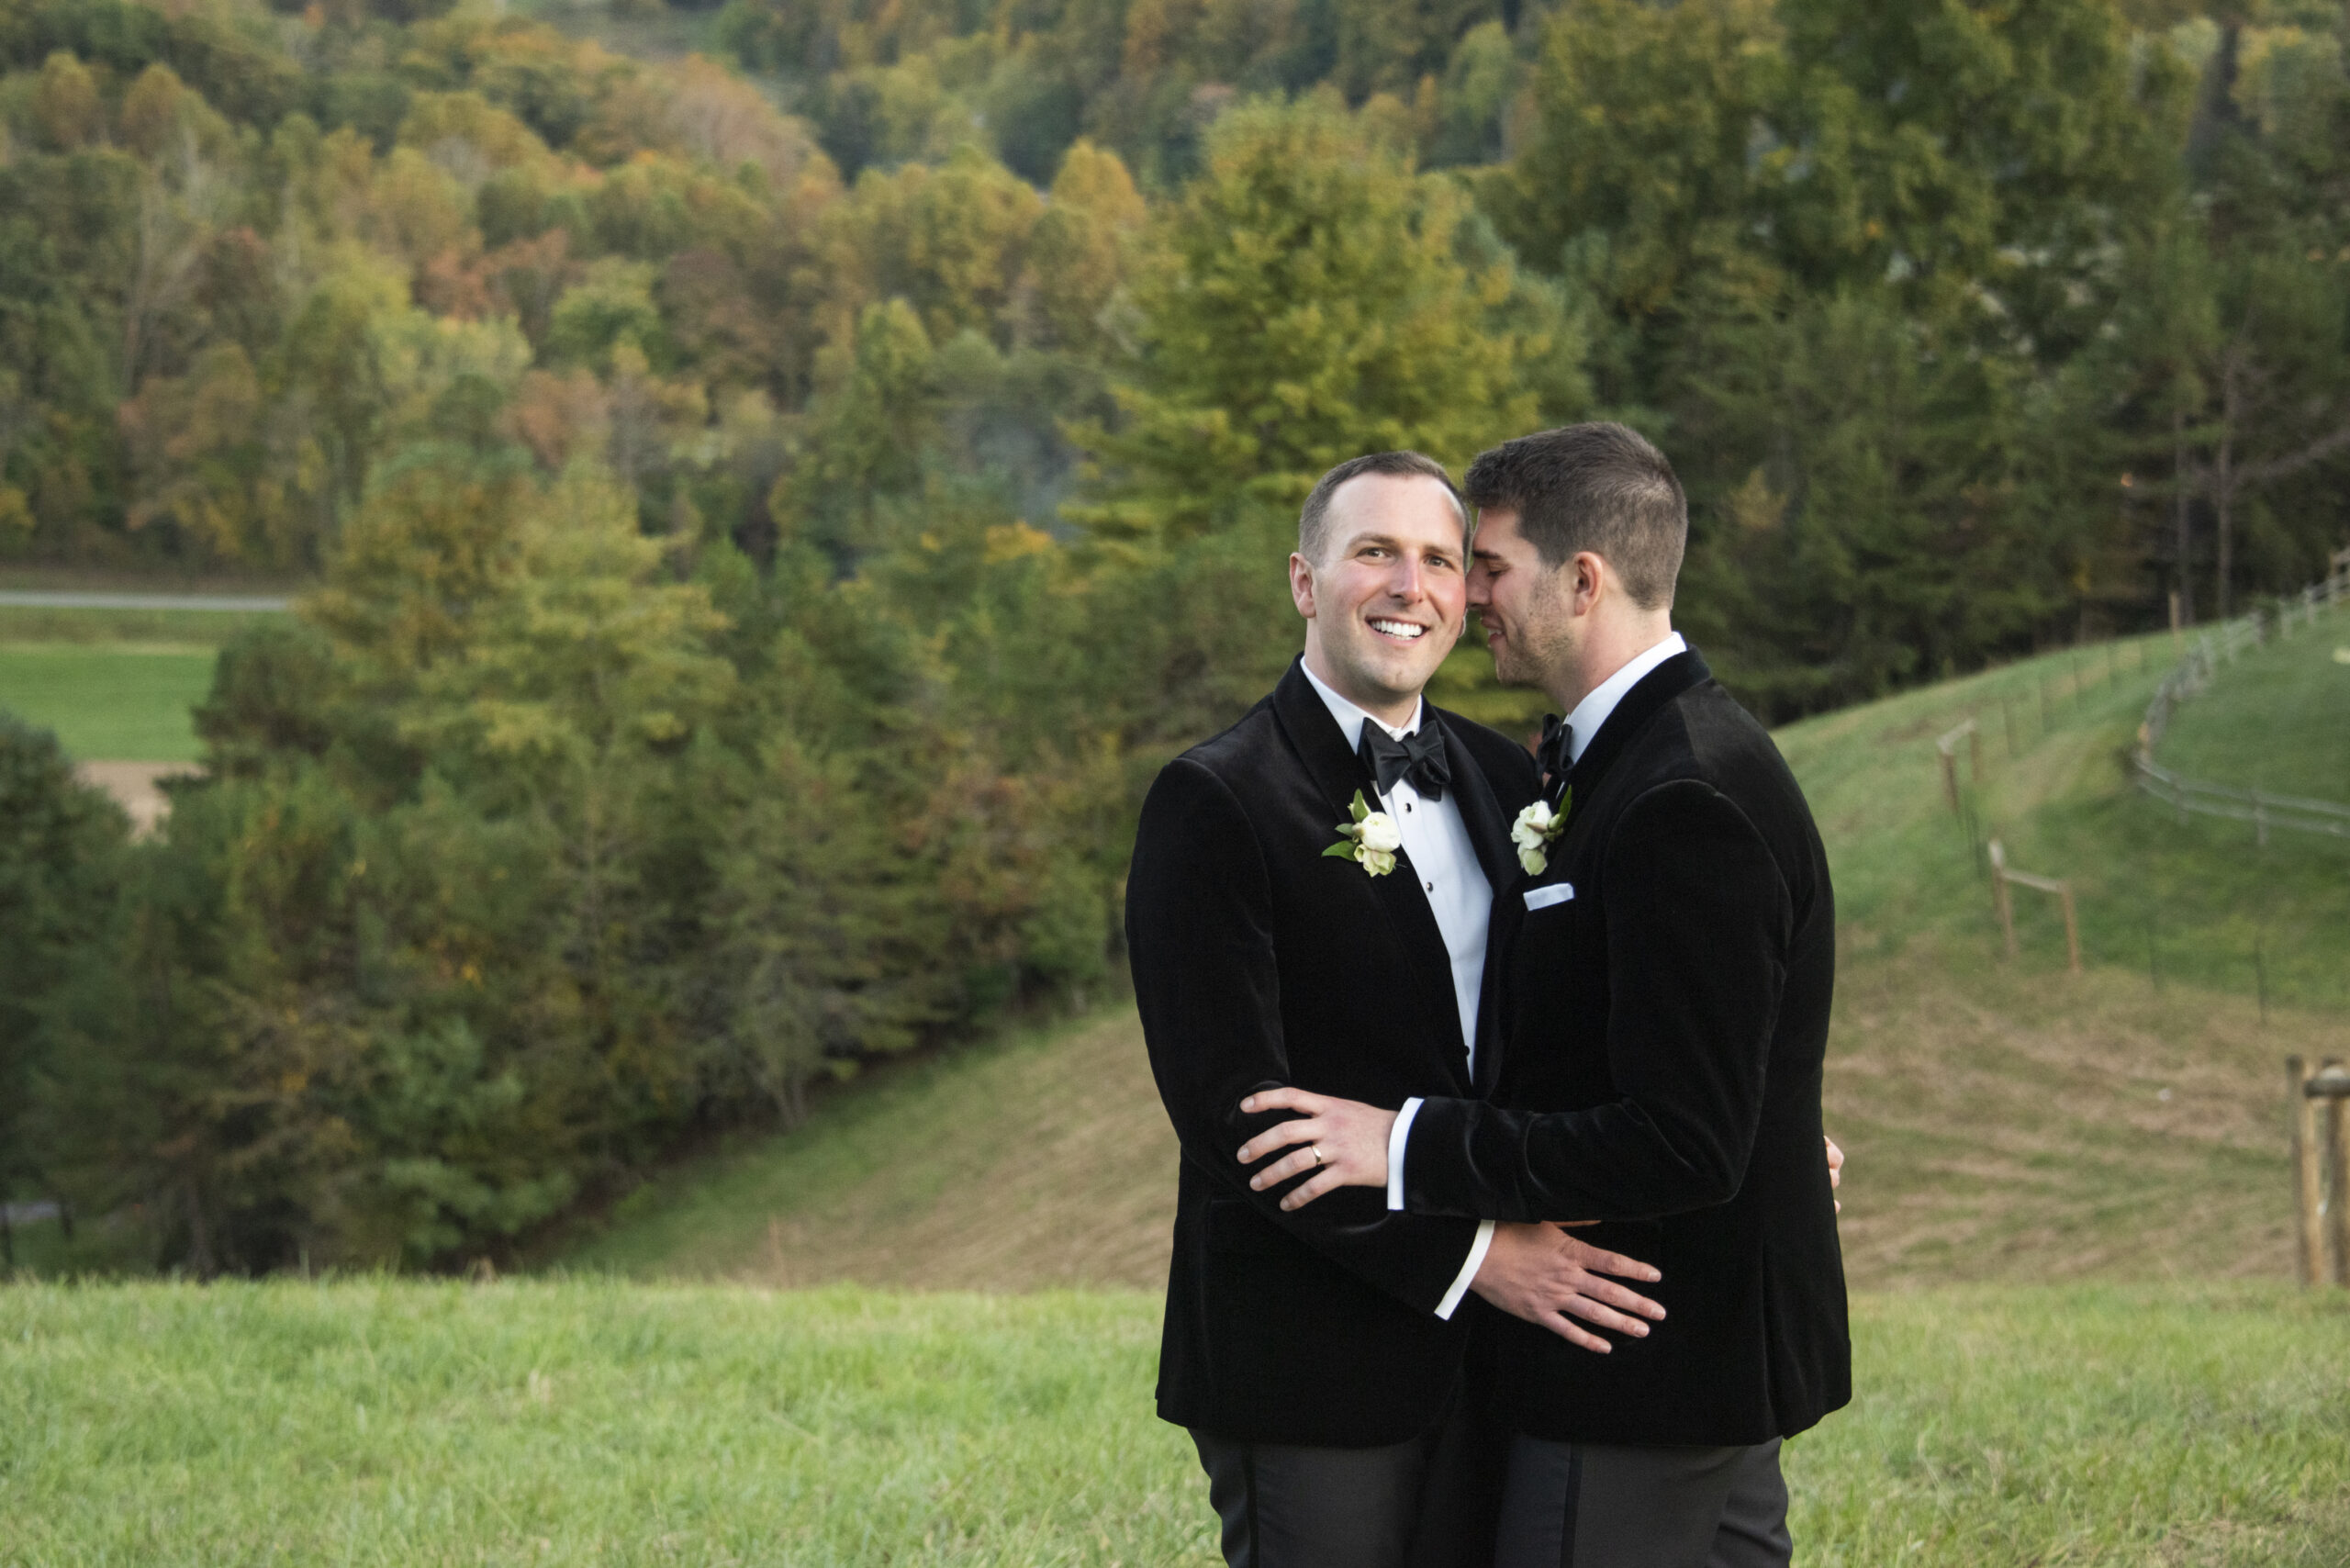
top-left (1371, 620), bottom-right (1426, 641)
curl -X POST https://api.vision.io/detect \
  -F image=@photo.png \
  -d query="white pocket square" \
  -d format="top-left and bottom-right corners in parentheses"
top-left (1523, 883), bottom-right (1575, 912)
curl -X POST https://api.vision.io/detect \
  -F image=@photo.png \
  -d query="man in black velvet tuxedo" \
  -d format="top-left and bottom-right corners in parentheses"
top-left (1125, 450), bottom-right (1668, 1568)
top-left (1241, 425), bottom-right (1849, 1566)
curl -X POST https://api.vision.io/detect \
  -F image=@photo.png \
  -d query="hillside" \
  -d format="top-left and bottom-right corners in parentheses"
top-left (554, 624), bottom-right (2350, 1290)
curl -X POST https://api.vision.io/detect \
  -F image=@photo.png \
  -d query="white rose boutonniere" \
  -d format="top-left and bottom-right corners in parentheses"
top-left (1511, 790), bottom-right (1572, 876)
top-left (1324, 790), bottom-right (1402, 877)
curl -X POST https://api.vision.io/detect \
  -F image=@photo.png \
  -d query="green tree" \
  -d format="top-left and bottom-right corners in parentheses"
top-left (0, 716), bottom-right (127, 1229)
top-left (1077, 95), bottom-right (1557, 554)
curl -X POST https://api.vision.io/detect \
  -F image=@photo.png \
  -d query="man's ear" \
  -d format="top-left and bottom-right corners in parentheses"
top-left (1289, 552), bottom-right (1317, 620)
top-left (1572, 552), bottom-right (1607, 615)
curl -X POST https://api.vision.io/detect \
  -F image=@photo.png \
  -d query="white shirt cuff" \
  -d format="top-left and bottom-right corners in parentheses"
top-left (1386, 1098), bottom-right (1424, 1212)
top-left (1436, 1222), bottom-right (1495, 1320)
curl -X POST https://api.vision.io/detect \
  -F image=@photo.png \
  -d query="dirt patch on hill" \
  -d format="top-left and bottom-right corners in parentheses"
top-left (75, 761), bottom-right (196, 836)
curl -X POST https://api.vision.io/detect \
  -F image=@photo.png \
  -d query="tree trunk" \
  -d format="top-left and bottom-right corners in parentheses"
top-left (182, 1177), bottom-right (216, 1278)
top-left (2216, 361), bottom-right (2237, 622)
top-left (2173, 408), bottom-right (2196, 625)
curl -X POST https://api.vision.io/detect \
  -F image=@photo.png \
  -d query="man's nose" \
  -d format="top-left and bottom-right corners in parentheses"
top-left (1389, 557), bottom-right (1427, 601)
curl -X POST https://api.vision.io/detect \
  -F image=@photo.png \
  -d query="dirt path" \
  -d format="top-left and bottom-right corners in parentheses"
top-left (75, 761), bottom-right (196, 835)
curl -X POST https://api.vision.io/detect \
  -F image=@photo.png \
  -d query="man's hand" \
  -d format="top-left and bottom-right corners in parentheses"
top-left (1471, 1222), bottom-right (1665, 1354)
top-left (1826, 1133), bottom-right (1843, 1214)
top-left (1236, 1087), bottom-right (1395, 1210)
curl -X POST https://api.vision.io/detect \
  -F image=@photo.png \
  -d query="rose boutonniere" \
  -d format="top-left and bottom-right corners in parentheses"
top-left (1324, 790), bottom-right (1402, 877)
top-left (1511, 790), bottom-right (1572, 876)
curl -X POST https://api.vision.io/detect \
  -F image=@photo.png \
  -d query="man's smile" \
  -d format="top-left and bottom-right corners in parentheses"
top-left (1369, 617), bottom-right (1428, 643)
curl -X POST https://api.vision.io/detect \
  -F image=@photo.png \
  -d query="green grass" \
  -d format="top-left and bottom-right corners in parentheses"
top-left (2159, 620), bottom-right (2350, 804)
top-left (0, 1280), bottom-right (2342, 1566)
top-left (0, 642), bottom-right (218, 761)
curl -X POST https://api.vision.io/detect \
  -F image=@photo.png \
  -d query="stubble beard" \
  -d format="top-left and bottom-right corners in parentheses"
top-left (1490, 577), bottom-right (1576, 691)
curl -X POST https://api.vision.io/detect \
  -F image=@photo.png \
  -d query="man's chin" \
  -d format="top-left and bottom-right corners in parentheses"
top-left (1484, 644), bottom-right (1535, 688)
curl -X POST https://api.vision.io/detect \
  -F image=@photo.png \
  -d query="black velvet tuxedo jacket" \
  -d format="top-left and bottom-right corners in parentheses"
top-left (1126, 658), bottom-right (1539, 1447)
top-left (1405, 649), bottom-right (1852, 1447)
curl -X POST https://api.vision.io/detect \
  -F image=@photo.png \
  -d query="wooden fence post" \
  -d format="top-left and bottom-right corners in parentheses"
top-left (1969, 724), bottom-right (1983, 784)
top-left (2291, 1056), bottom-right (2323, 1285)
top-left (2058, 882), bottom-right (2082, 976)
top-left (2326, 1059), bottom-right (2350, 1287)
top-left (1988, 839), bottom-right (2017, 958)
top-left (1940, 748), bottom-right (1959, 813)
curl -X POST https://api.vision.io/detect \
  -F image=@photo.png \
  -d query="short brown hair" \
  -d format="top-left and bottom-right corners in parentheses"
top-left (1298, 451), bottom-right (1467, 565)
top-left (1462, 423), bottom-right (1686, 610)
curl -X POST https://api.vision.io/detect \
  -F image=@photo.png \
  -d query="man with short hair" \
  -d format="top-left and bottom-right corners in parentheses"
top-left (1241, 423), bottom-right (1850, 1566)
top-left (1125, 450), bottom-right (1667, 1568)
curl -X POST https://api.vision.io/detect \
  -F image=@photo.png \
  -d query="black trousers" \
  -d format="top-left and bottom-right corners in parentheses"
top-left (1491, 1435), bottom-right (1790, 1568)
top-left (1190, 1401), bottom-right (1503, 1568)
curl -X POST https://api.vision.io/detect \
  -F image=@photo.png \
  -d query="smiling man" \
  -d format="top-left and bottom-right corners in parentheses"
top-left (1125, 451), bottom-right (1666, 1568)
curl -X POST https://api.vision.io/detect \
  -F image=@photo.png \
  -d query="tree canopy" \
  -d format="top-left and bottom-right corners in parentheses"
top-left (7, 0), bottom-right (2350, 1271)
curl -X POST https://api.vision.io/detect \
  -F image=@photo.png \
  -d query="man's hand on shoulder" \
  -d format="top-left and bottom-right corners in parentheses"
top-left (1471, 1222), bottom-right (1666, 1355)
top-left (1236, 1087), bottom-right (1396, 1210)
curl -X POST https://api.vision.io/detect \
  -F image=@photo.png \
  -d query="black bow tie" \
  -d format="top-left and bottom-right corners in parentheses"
top-left (1536, 714), bottom-right (1574, 787)
top-left (1359, 723), bottom-right (1450, 801)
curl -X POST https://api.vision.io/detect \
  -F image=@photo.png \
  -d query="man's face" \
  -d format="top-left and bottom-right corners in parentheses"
top-left (1291, 474), bottom-right (1468, 713)
top-left (1468, 506), bottom-right (1578, 687)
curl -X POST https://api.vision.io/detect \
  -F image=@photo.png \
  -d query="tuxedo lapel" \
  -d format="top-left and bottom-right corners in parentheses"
top-left (1565, 649), bottom-right (1712, 805)
top-left (1438, 715), bottom-right (1518, 898)
top-left (1437, 713), bottom-right (1519, 1100)
top-left (1270, 661), bottom-right (1472, 1078)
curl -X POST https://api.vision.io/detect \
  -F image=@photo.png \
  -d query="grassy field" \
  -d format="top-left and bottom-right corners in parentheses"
top-left (2, 1280), bottom-right (2343, 1567)
top-left (0, 642), bottom-right (218, 762)
top-left (0, 599), bottom-right (283, 761)
top-left (2159, 619), bottom-right (2350, 805)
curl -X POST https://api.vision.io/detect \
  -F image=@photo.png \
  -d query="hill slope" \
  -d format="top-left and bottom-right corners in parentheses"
top-left (558, 631), bottom-right (2348, 1290)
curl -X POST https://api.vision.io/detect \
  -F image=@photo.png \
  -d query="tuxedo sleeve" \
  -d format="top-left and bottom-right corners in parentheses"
top-left (1401, 780), bottom-right (1790, 1223)
top-left (1128, 757), bottom-right (1484, 1316)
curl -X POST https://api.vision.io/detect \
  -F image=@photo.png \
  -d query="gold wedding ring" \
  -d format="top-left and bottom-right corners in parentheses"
top-left (1310, 1145), bottom-right (1324, 1166)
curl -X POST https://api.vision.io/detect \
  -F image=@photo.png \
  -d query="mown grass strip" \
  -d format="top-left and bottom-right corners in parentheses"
top-left (0, 642), bottom-right (218, 762)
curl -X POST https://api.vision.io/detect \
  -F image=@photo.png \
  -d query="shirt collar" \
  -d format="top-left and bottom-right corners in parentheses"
top-left (1563, 632), bottom-right (1687, 766)
top-left (1300, 657), bottom-right (1424, 753)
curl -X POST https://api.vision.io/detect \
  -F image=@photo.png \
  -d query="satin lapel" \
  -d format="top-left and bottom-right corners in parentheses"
top-left (1270, 661), bottom-right (1471, 1071)
top-left (1437, 716), bottom-right (1519, 899)
top-left (1565, 649), bottom-right (1712, 806)
top-left (1473, 888), bottom-right (1517, 1098)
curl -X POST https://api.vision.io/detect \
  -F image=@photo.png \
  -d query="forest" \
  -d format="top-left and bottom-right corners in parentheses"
top-left (6, 0), bottom-right (2350, 1271)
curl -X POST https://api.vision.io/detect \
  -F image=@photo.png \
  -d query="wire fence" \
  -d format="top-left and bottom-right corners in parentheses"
top-left (2134, 557), bottom-right (2350, 846)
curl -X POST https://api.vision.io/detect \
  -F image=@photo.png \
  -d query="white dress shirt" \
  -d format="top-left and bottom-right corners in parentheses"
top-left (1301, 660), bottom-right (1495, 1317)
top-left (1386, 632), bottom-right (1688, 1219)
